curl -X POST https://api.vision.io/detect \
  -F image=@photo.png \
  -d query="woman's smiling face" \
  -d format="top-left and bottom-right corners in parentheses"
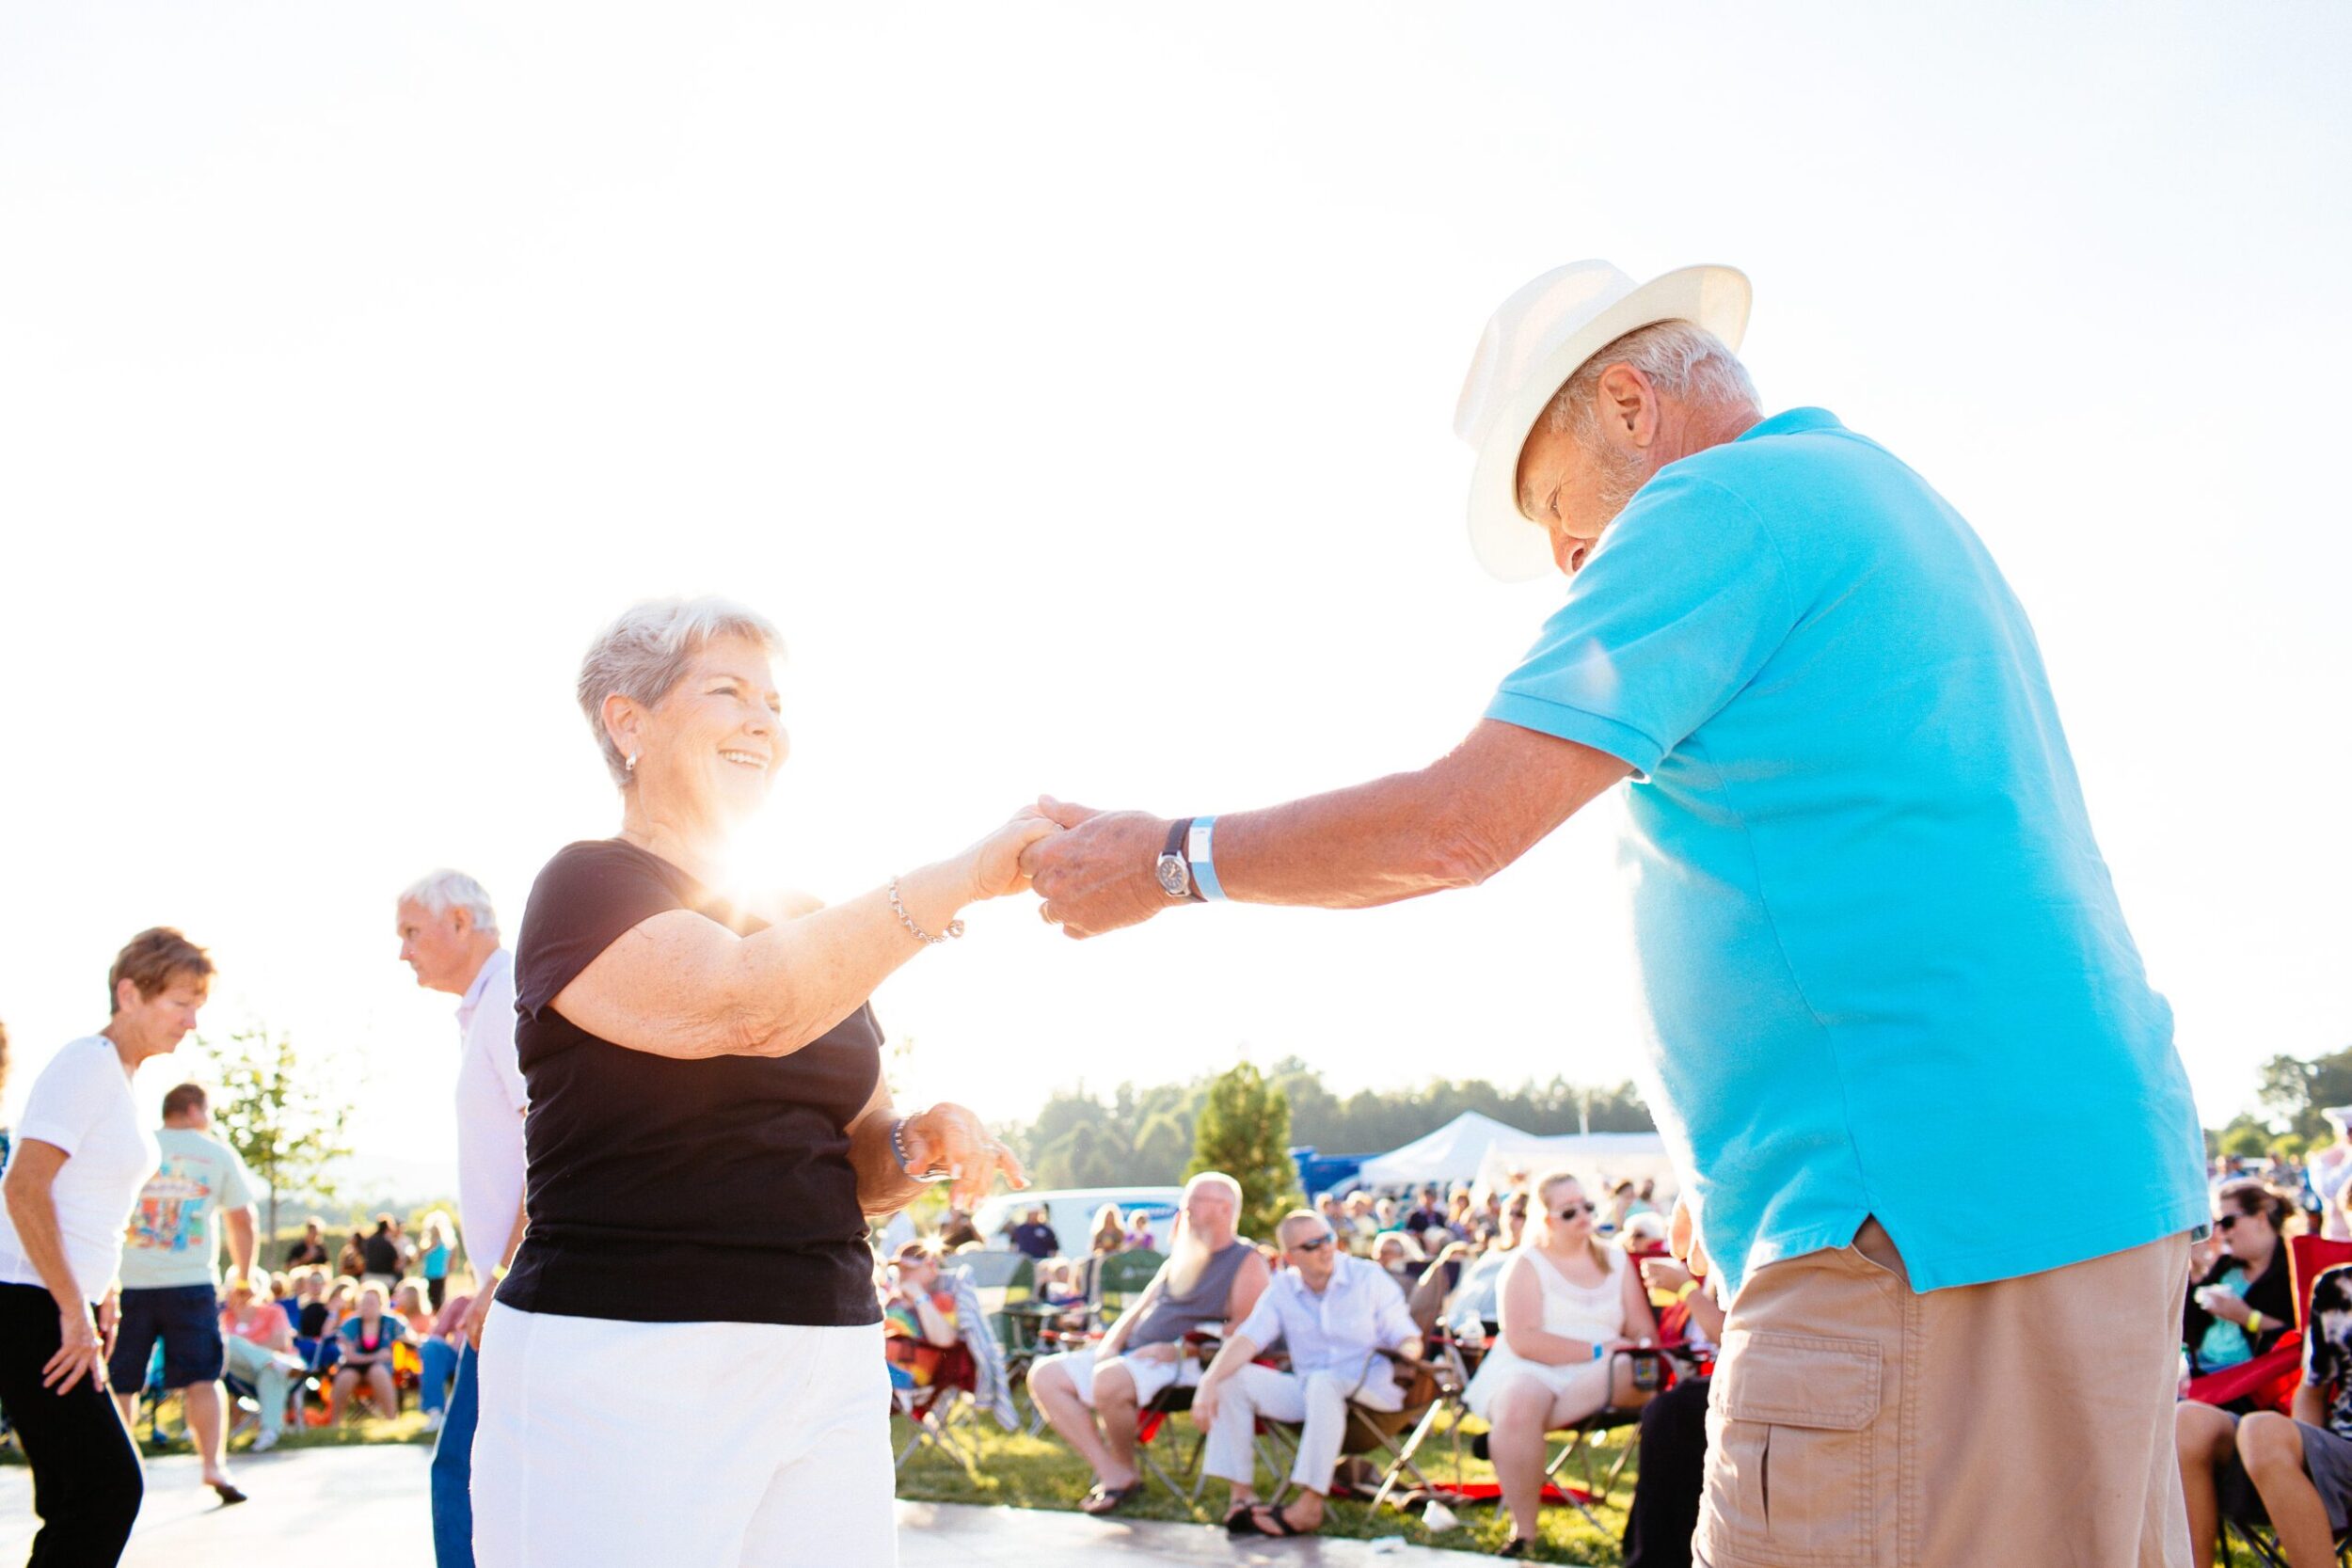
top-left (628, 634), bottom-right (787, 831)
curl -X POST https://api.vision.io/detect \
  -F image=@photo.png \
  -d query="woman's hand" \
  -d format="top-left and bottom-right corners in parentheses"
top-left (898, 1102), bottom-right (1029, 1212)
top-left (45, 1301), bottom-right (105, 1394)
top-left (1639, 1256), bottom-right (1692, 1294)
top-left (964, 809), bottom-right (1061, 901)
top-left (2201, 1289), bottom-right (2254, 1326)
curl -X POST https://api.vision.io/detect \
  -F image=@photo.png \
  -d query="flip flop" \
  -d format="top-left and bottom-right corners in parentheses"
top-left (208, 1480), bottom-right (249, 1507)
top-left (1222, 1506), bottom-right (1262, 1533)
top-left (1241, 1503), bottom-right (1312, 1538)
top-left (1079, 1481), bottom-right (1145, 1516)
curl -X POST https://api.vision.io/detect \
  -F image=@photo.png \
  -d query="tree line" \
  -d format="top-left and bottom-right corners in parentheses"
top-left (997, 1053), bottom-right (1656, 1194)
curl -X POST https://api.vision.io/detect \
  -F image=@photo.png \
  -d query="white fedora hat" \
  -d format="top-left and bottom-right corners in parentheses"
top-left (1454, 261), bottom-right (1752, 581)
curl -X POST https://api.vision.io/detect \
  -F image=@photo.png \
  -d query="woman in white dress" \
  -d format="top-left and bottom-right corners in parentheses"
top-left (1464, 1170), bottom-right (1660, 1557)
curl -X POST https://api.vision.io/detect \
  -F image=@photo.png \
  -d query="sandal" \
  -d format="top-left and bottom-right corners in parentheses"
top-left (1240, 1503), bottom-right (1314, 1538)
top-left (1079, 1481), bottom-right (1145, 1516)
top-left (1222, 1505), bottom-right (1261, 1533)
top-left (208, 1480), bottom-right (250, 1507)
top-left (1495, 1537), bottom-right (1533, 1558)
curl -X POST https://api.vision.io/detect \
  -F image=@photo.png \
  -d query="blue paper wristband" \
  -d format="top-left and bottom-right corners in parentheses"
top-left (1189, 816), bottom-right (1227, 902)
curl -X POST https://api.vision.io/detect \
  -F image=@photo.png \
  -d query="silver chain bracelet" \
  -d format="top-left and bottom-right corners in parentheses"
top-left (888, 877), bottom-right (965, 944)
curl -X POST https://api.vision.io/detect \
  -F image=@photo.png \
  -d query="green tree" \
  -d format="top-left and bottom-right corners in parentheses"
top-left (200, 1024), bottom-right (357, 1252)
top-left (2259, 1048), bottom-right (2352, 1143)
top-left (1185, 1062), bottom-right (1299, 1243)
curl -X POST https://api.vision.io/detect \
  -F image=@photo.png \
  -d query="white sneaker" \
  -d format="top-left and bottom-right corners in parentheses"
top-left (422, 1410), bottom-right (446, 1433)
top-left (250, 1430), bottom-right (280, 1453)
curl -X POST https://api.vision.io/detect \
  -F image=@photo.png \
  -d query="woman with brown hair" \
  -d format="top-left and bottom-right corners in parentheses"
top-left (1465, 1170), bottom-right (1661, 1558)
top-left (2184, 1178), bottom-right (2296, 1375)
top-left (0, 927), bottom-right (215, 1565)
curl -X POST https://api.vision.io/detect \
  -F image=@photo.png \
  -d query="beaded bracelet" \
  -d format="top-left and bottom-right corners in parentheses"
top-left (888, 877), bottom-right (965, 945)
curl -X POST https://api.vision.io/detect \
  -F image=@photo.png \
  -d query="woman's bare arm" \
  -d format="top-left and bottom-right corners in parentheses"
top-left (552, 815), bottom-right (1053, 1062)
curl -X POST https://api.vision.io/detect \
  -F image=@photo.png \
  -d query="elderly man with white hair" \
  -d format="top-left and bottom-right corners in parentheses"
top-left (1192, 1209), bottom-right (1421, 1540)
top-left (1025, 1171), bottom-right (1270, 1515)
top-left (1025, 261), bottom-right (2206, 1563)
top-left (396, 867), bottom-right (523, 1568)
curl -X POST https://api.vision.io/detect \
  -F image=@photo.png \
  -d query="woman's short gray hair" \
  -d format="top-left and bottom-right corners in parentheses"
top-left (1545, 318), bottom-right (1759, 451)
top-left (577, 596), bottom-right (784, 786)
top-left (398, 869), bottom-right (499, 938)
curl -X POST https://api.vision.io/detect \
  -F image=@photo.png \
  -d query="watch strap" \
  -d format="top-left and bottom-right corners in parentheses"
top-left (1161, 817), bottom-right (1203, 901)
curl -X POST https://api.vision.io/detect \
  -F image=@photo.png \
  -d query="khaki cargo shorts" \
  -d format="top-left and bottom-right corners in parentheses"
top-left (1695, 1219), bottom-right (2192, 1568)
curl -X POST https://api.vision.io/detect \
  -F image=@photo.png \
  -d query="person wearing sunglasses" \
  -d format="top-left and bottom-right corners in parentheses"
top-left (2183, 1180), bottom-right (2295, 1378)
top-left (1464, 1170), bottom-right (1661, 1557)
top-left (1191, 1212), bottom-right (1422, 1539)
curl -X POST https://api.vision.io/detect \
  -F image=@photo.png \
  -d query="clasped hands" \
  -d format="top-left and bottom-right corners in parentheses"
top-left (992, 796), bottom-right (1184, 940)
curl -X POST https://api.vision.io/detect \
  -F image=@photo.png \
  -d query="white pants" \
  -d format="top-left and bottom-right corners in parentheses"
top-left (471, 1304), bottom-right (895, 1568)
top-left (1203, 1359), bottom-right (1405, 1496)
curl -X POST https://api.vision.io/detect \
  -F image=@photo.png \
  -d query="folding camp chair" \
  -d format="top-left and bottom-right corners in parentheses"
top-left (893, 1342), bottom-right (981, 1475)
top-left (1244, 1349), bottom-right (1445, 1518)
top-left (2196, 1237), bottom-right (2352, 1565)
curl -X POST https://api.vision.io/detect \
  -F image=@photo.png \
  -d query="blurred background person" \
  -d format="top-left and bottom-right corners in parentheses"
top-left (0, 928), bottom-right (214, 1566)
top-left (2184, 1179), bottom-right (2294, 1377)
top-left (218, 1276), bottom-right (303, 1454)
top-left (397, 864), bottom-right (524, 1568)
top-left (283, 1216), bottom-right (329, 1270)
top-left (109, 1081), bottom-right (257, 1507)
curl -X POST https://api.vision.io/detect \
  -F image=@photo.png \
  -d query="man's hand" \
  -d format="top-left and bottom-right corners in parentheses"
top-left (1020, 799), bottom-right (1178, 940)
top-left (46, 1301), bottom-right (105, 1394)
top-left (1639, 1256), bottom-right (1693, 1294)
top-left (899, 1103), bottom-right (1030, 1213)
top-left (1191, 1380), bottom-right (1221, 1432)
top-left (98, 1290), bottom-right (119, 1363)
top-left (461, 1282), bottom-right (498, 1351)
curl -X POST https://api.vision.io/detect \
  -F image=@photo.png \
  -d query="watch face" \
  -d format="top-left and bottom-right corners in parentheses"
top-left (1155, 853), bottom-right (1189, 897)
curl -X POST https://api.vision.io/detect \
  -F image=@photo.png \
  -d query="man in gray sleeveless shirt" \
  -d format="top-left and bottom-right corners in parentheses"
top-left (1028, 1172), bottom-right (1271, 1515)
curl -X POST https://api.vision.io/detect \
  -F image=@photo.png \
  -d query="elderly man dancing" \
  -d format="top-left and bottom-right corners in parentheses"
top-left (1026, 1171), bottom-right (1269, 1514)
top-left (1025, 261), bottom-right (2205, 1563)
top-left (1192, 1210), bottom-right (1421, 1539)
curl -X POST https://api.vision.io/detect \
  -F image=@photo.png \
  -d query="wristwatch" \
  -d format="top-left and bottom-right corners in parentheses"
top-left (1156, 817), bottom-right (1204, 901)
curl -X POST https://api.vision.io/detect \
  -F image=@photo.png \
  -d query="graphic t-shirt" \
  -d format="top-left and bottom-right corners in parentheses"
top-left (2303, 1265), bottom-right (2352, 1441)
top-left (119, 1128), bottom-right (257, 1291)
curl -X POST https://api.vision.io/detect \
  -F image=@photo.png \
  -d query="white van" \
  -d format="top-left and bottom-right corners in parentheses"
top-left (970, 1186), bottom-right (1184, 1259)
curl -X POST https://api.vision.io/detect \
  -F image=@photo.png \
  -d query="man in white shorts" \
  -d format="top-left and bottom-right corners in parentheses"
top-left (1026, 1172), bottom-right (1268, 1515)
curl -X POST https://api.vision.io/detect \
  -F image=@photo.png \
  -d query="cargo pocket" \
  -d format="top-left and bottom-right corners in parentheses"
top-left (1697, 1329), bottom-right (1882, 1567)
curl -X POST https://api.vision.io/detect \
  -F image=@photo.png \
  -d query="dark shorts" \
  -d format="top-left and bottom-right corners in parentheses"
top-left (107, 1284), bottom-right (225, 1391)
top-left (2220, 1413), bottom-right (2352, 1534)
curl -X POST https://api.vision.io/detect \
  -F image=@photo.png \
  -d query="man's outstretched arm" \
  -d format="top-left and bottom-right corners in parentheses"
top-left (1023, 719), bottom-right (1629, 938)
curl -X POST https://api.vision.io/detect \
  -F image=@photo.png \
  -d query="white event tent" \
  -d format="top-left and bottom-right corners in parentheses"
top-left (1353, 1110), bottom-right (1679, 1201)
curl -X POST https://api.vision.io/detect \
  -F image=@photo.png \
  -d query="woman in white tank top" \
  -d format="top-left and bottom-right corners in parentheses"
top-left (1463, 1171), bottom-right (1660, 1557)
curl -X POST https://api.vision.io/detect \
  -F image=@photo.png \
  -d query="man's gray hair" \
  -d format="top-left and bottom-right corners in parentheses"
top-left (1184, 1171), bottom-right (1244, 1209)
top-left (1545, 319), bottom-right (1759, 450)
top-left (575, 596), bottom-right (784, 787)
top-left (399, 869), bottom-right (499, 937)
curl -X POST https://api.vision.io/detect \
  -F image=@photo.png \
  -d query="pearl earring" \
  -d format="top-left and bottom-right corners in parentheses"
top-left (626, 752), bottom-right (638, 772)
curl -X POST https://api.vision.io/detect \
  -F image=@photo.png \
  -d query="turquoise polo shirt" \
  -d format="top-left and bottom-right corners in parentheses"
top-left (1486, 408), bottom-right (2204, 1296)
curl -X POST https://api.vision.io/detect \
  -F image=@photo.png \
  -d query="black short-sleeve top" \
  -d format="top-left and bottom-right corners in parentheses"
top-left (499, 838), bottom-right (882, 1327)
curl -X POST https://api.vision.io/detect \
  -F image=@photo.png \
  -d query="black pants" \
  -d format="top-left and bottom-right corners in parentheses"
top-left (0, 1283), bottom-right (144, 1566)
top-left (427, 1275), bottom-right (447, 1313)
top-left (1621, 1372), bottom-right (1710, 1568)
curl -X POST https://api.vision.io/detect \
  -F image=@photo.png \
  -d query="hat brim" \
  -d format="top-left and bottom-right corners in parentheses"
top-left (1467, 264), bottom-right (1754, 582)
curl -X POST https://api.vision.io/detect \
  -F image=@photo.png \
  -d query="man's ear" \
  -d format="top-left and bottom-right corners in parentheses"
top-left (1593, 362), bottom-right (1660, 451)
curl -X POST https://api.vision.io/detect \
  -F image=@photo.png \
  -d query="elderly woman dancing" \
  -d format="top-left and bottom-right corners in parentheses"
top-left (469, 597), bottom-right (1045, 1568)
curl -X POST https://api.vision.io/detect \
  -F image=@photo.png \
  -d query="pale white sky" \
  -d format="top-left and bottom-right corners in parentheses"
top-left (2, 3), bottom-right (2343, 1195)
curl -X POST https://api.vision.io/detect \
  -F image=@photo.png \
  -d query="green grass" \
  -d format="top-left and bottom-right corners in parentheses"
top-left (890, 1402), bottom-right (1638, 1564)
top-left (8, 1389), bottom-right (1639, 1563)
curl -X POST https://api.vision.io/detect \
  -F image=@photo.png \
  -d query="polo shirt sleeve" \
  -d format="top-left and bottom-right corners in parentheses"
top-left (16, 1046), bottom-right (111, 1159)
top-left (1486, 467), bottom-right (1800, 777)
top-left (1235, 1288), bottom-right (1283, 1353)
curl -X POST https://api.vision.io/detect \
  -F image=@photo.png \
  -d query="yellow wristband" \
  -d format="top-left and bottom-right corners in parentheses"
top-left (2246, 1309), bottom-right (2265, 1335)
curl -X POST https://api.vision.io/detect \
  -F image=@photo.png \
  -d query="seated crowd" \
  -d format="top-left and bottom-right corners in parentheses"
top-left (890, 1165), bottom-right (1707, 1560)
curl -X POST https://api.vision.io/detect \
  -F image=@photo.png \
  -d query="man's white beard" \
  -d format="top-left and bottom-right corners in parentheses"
top-left (1166, 1222), bottom-right (1215, 1298)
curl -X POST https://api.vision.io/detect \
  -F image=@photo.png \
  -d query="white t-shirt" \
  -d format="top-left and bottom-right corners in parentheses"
top-left (454, 948), bottom-right (529, 1272)
top-left (0, 1037), bottom-right (161, 1302)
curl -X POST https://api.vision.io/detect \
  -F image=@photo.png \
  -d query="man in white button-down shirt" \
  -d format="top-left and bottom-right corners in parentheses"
top-left (397, 869), bottom-right (526, 1568)
top-left (1194, 1211), bottom-right (1422, 1539)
